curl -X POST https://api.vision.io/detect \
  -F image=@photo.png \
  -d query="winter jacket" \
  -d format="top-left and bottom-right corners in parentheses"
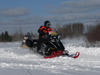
top-left (38, 26), bottom-right (52, 38)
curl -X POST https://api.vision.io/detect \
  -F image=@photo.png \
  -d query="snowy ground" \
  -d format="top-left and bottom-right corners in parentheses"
top-left (0, 38), bottom-right (100, 75)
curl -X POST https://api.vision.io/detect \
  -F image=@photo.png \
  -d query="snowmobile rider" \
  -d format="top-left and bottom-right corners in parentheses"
top-left (37, 20), bottom-right (52, 52)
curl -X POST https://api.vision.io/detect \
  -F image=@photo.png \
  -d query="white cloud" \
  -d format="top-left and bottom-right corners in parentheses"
top-left (0, 8), bottom-right (30, 17)
top-left (47, 0), bottom-right (100, 24)
top-left (61, 0), bottom-right (100, 8)
top-left (0, 0), bottom-right (100, 26)
top-left (52, 0), bottom-right (100, 14)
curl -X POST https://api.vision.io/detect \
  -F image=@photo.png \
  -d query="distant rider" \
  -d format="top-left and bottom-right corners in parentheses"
top-left (37, 20), bottom-right (52, 52)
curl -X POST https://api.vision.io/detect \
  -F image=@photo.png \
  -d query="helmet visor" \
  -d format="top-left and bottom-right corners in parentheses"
top-left (46, 23), bottom-right (51, 27)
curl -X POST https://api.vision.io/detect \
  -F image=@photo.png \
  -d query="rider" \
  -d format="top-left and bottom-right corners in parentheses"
top-left (37, 20), bottom-right (52, 52)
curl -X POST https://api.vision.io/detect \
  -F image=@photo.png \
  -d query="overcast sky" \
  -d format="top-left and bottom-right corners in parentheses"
top-left (0, 0), bottom-right (100, 34)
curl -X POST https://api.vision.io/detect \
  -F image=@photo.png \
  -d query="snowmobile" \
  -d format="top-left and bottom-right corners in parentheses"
top-left (23, 31), bottom-right (80, 59)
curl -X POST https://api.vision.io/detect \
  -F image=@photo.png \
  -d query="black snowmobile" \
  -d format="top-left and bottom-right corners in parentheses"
top-left (25, 31), bottom-right (80, 59)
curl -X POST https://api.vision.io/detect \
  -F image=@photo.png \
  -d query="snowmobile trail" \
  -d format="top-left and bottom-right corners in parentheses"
top-left (0, 42), bottom-right (100, 75)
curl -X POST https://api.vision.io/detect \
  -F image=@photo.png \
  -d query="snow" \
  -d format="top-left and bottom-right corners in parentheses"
top-left (0, 38), bottom-right (100, 75)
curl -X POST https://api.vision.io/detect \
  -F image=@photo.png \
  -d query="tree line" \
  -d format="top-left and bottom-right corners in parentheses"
top-left (57, 22), bottom-right (100, 43)
top-left (0, 31), bottom-right (12, 42)
top-left (57, 23), bottom-right (84, 38)
top-left (0, 31), bottom-right (24, 42)
top-left (0, 22), bottom-right (100, 43)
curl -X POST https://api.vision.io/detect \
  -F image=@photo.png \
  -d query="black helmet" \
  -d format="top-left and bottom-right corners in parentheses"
top-left (44, 20), bottom-right (51, 27)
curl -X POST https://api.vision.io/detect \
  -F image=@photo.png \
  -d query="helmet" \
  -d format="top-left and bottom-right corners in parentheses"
top-left (44, 20), bottom-right (51, 27)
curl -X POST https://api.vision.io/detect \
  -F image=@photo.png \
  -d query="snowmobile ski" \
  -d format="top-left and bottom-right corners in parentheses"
top-left (44, 51), bottom-right (80, 59)
top-left (68, 52), bottom-right (80, 59)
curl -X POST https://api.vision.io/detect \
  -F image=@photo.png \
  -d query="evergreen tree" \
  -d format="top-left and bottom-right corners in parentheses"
top-left (1, 32), bottom-right (5, 41)
top-left (4, 31), bottom-right (12, 42)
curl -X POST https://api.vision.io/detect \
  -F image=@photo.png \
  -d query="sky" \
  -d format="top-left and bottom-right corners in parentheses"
top-left (0, 0), bottom-right (100, 34)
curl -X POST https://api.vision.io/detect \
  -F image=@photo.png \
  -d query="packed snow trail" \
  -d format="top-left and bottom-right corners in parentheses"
top-left (0, 40), bottom-right (100, 75)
